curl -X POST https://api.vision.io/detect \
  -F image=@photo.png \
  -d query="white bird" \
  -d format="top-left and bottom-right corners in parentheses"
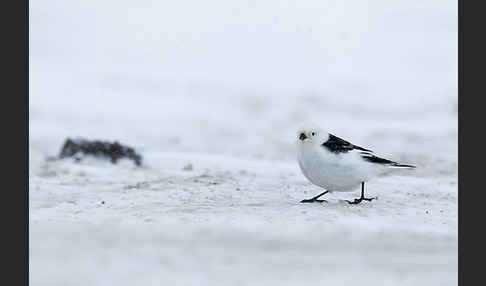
top-left (296, 125), bottom-right (415, 204)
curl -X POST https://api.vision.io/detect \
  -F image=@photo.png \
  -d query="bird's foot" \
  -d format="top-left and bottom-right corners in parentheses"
top-left (345, 196), bottom-right (376, 204)
top-left (300, 198), bottom-right (327, 203)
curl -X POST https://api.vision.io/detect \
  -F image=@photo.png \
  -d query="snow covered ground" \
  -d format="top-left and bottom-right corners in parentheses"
top-left (29, 1), bottom-right (457, 285)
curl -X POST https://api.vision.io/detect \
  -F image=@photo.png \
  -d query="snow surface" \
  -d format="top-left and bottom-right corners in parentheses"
top-left (29, 1), bottom-right (457, 285)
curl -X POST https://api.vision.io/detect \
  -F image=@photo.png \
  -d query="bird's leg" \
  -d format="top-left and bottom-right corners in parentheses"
top-left (300, 190), bottom-right (329, 203)
top-left (346, 182), bottom-right (376, 204)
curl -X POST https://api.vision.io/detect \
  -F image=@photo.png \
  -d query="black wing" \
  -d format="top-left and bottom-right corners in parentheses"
top-left (321, 134), bottom-right (372, 153)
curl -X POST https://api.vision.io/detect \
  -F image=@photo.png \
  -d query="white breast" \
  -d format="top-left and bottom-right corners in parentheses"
top-left (297, 143), bottom-right (380, 192)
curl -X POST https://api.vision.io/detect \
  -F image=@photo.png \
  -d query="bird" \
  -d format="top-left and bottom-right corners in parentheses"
top-left (296, 125), bottom-right (415, 204)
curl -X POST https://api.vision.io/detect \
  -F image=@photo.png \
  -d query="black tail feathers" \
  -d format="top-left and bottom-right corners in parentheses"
top-left (392, 163), bottom-right (416, 168)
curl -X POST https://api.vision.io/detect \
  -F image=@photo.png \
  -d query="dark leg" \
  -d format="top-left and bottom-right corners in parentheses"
top-left (300, 190), bottom-right (329, 203)
top-left (346, 182), bottom-right (376, 204)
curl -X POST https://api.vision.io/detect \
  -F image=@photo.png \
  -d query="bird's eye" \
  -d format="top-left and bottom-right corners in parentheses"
top-left (311, 132), bottom-right (315, 136)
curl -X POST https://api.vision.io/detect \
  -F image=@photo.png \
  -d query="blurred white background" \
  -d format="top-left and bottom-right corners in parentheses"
top-left (29, 0), bottom-right (457, 161)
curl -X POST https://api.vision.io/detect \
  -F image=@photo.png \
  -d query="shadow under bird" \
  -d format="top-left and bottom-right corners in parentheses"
top-left (296, 126), bottom-right (415, 204)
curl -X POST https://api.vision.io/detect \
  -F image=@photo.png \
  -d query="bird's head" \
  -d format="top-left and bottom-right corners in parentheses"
top-left (296, 125), bottom-right (327, 146)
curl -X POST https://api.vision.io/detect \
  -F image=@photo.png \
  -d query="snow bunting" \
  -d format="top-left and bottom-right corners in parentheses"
top-left (296, 125), bottom-right (415, 204)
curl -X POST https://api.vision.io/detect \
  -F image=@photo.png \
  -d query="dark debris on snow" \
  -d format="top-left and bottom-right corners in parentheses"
top-left (59, 138), bottom-right (143, 166)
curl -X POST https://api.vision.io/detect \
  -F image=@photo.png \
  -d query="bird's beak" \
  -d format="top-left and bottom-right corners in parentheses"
top-left (299, 133), bottom-right (308, 141)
